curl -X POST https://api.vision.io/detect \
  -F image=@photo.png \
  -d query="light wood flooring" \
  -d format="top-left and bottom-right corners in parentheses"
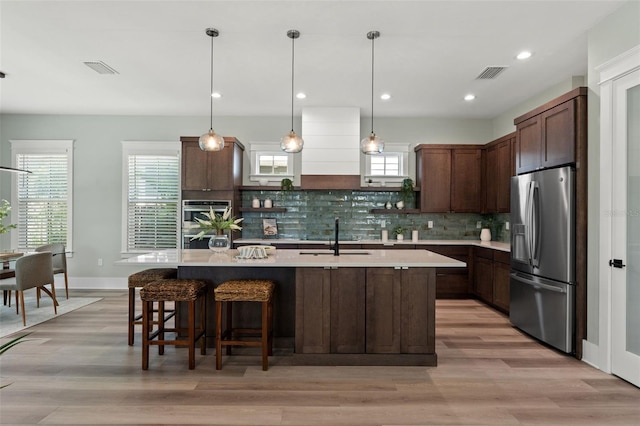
top-left (0, 290), bottom-right (638, 425)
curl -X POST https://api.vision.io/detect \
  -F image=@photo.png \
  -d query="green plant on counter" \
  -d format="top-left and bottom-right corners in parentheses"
top-left (400, 178), bottom-right (415, 205)
top-left (0, 199), bottom-right (16, 235)
top-left (393, 225), bottom-right (407, 237)
top-left (280, 178), bottom-right (293, 191)
top-left (190, 207), bottom-right (243, 240)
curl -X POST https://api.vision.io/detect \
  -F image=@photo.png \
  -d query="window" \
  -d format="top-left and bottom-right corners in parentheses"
top-left (10, 140), bottom-right (74, 252)
top-left (121, 141), bottom-right (180, 253)
top-left (362, 143), bottom-right (410, 185)
top-left (249, 142), bottom-right (294, 184)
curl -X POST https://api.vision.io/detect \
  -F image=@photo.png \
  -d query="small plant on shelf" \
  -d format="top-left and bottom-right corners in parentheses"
top-left (280, 178), bottom-right (293, 191)
top-left (400, 178), bottom-right (415, 206)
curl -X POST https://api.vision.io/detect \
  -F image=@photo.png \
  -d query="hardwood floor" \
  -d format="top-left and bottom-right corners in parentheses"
top-left (0, 290), bottom-right (638, 425)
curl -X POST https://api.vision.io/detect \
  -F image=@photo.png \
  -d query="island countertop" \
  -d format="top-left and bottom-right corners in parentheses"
top-left (116, 248), bottom-right (467, 268)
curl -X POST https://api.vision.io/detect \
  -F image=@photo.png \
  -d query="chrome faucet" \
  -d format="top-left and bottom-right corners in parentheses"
top-left (333, 217), bottom-right (340, 256)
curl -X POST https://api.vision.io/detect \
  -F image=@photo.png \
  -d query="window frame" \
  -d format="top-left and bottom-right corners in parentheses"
top-left (9, 139), bottom-right (74, 253)
top-left (121, 141), bottom-right (181, 255)
top-left (361, 142), bottom-right (410, 185)
top-left (249, 142), bottom-right (294, 184)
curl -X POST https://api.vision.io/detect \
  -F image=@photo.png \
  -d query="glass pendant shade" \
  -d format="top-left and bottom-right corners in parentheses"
top-left (281, 130), bottom-right (304, 153)
top-left (199, 129), bottom-right (225, 151)
top-left (360, 132), bottom-right (384, 154)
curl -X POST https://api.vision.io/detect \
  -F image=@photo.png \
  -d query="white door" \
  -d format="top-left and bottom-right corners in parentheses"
top-left (611, 67), bottom-right (640, 387)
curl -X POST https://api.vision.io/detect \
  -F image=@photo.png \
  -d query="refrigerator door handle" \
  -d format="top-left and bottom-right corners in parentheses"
top-left (525, 181), bottom-right (536, 266)
top-left (530, 182), bottom-right (540, 268)
top-left (511, 273), bottom-right (567, 294)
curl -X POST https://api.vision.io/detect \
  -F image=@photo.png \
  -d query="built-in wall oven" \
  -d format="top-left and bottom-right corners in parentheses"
top-left (182, 200), bottom-right (231, 249)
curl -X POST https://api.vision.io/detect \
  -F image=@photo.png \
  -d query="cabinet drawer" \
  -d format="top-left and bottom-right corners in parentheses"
top-left (494, 250), bottom-right (510, 265)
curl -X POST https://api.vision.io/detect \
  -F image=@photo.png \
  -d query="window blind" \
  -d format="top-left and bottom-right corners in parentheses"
top-left (16, 154), bottom-right (69, 250)
top-left (126, 154), bottom-right (179, 251)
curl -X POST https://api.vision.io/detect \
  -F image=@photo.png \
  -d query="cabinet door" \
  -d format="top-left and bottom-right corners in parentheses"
top-left (474, 256), bottom-right (494, 304)
top-left (418, 149), bottom-right (451, 212)
top-left (208, 145), bottom-right (234, 190)
top-left (365, 268), bottom-right (401, 353)
top-left (516, 116), bottom-right (542, 174)
top-left (181, 141), bottom-right (211, 191)
top-left (330, 268), bottom-right (365, 353)
top-left (485, 145), bottom-right (499, 212)
top-left (400, 268), bottom-right (435, 354)
top-left (495, 139), bottom-right (513, 212)
top-left (493, 260), bottom-right (511, 313)
top-left (541, 100), bottom-right (575, 169)
top-left (295, 268), bottom-right (331, 353)
top-left (451, 148), bottom-right (482, 212)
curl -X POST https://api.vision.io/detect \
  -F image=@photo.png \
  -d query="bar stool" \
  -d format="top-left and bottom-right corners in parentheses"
top-left (140, 279), bottom-right (208, 370)
top-left (128, 268), bottom-right (177, 345)
top-left (214, 280), bottom-right (275, 371)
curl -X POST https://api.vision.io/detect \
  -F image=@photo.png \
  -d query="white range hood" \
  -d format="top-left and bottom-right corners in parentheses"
top-left (301, 107), bottom-right (360, 175)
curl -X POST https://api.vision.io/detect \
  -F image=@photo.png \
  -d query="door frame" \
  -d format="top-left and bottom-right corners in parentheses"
top-left (596, 44), bottom-right (640, 374)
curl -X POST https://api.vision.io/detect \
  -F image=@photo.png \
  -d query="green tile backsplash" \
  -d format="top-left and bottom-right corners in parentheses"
top-left (241, 190), bottom-right (511, 242)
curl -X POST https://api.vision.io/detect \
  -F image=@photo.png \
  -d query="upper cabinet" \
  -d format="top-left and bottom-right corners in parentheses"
top-left (415, 145), bottom-right (482, 213)
top-left (483, 132), bottom-right (515, 213)
top-left (514, 87), bottom-right (587, 175)
top-left (180, 137), bottom-right (244, 192)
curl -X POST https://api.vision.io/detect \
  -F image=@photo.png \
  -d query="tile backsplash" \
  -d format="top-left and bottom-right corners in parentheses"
top-left (241, 190), bottom-right (511, 243)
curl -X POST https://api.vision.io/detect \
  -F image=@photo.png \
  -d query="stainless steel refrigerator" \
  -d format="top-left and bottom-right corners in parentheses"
top-left (510, 166), bottom-right (575, 353)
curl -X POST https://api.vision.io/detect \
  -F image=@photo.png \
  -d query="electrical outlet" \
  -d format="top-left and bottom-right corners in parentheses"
top-left (476, 221), bottom-right (482, 229)
top-left (98, 258), bottom-right (103, 266)
top-left (381, 220), bottom-right (386, 228)
top-left (428, 221), bottom-right (433, 229)
top-left (505, 221), bottom-right (510, 230)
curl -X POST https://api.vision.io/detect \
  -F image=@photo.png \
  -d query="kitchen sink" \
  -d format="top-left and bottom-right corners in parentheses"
top-left (299, 251), bottom-right (370, 256)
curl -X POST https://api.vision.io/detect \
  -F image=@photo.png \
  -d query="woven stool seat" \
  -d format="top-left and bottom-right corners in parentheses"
top-left (214, 280), bottom-right (274, 302)
top-left (128, 268), bottom-right (177, 288)
top-left (141, 279), bottom-right (207, 302)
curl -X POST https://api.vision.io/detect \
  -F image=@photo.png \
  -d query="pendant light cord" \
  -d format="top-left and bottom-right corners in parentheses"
top-left (370, 33), bottom-right (375, 135)
top-left (209, 33), bottom-right (214, 131)
top-left (290, 34), bottom-right (295, 132)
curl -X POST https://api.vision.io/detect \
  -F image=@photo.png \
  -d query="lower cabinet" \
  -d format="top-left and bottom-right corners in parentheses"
top-left (418, 245), bottom-right (471, 298)
top-left (473, 248), bottom-right (510, 314)
top-left (295, 267), bottom-right (435, 355)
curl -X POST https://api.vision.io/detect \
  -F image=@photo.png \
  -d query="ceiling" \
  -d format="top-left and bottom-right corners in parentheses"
top-left (0, 0), bottom-right (627, 119)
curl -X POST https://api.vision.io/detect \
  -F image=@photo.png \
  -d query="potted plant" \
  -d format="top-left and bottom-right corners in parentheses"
top-left (400, 178), bottom-right (415, 207)
top-left (0, 199), bottom-right (16, 237)
top-left (191, 206), bottom-right (243, 252)
top-left (393, 225), bottom-right (407, 241)
top-left (280, 178), bottom-right (293, 191)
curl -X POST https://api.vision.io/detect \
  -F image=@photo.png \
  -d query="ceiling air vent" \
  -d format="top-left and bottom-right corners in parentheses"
top-left (476, 66), bottom-right (507, 79)
top-left (83, 61), bottom-right (119, 75)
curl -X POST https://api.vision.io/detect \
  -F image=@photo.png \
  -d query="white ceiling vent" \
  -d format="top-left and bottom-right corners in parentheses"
top-left (476, 66), bottom-right (507, 79)
top-left (83, 61), bottom-right (119, 75)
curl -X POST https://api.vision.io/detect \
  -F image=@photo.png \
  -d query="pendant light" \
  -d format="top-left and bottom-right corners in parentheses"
top-left (281, 29), bottom-right (304, 153)
top-left (199, 28), bottom-right (225, 152)
top-left (360, 30), bottom-right (384, 155)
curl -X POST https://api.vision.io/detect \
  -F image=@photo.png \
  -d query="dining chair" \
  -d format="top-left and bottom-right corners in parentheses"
top-left (35, 243), bottom-right (68, 299)
top-left (0, 252), bottom-right (57, 326)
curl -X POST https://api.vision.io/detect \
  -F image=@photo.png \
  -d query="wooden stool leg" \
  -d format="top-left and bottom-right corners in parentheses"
top-left (268, 299), bottom-right (274, 356)
top-left (188, 300), bottom-right (196, 370)
top-left (128, 288), bottom-right (136, 346)
top-left (225, 301), bottom-right (232, 356)
top-left (142, 300), bottom-right (150, 370)
top-left (200, 296), bottom-right (207, 356)
top-left (158, 301), bottom-right (165, 355)
top-left (262, 300), bottom-right (269, 371)
top-left (215, 300), bottom-right (223, 370)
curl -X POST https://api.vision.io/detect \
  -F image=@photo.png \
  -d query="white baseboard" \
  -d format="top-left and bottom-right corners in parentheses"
top-left (67, 276), bottom-right (127, 290)
top-left (581, 339), bottom-right (600, 369)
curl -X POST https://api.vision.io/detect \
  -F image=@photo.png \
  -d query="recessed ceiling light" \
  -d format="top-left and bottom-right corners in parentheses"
top-left (380, 93), bottom-right (391, 100)
top-left (211, 92), bottom-right (222, 99)
top-left (296, 92), bottom-right (306, 99)
top-left (464, 94), bottom-right (476, 101)
top-left (516, 51), bottom-right (532, 60)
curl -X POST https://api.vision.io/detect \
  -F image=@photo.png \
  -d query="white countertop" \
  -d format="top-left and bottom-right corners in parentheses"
top-left (116, 248), bottom-right (467, 268)
top-left (235, 238), bottom-right (510, 252)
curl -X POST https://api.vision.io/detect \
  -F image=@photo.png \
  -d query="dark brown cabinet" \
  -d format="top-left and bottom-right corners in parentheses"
top-left (180, 137), bottom-right (244, 193)
top-left (484, 133), bottom-right (515, 213)
top-left (514, 88), bottom-right (586, 175)
top-left (418, 245), bottom-right (471, 298)
top-left (415, 145), bottom-right (482, 213)
top-left (473, 247), bottom-right (511, 314)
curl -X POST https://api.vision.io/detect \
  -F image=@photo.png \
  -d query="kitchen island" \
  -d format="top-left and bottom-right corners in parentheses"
top-left (118, 248), bottom-right (465, 366)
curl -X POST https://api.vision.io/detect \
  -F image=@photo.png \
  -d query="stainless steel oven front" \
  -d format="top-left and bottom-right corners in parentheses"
top-left (181, 200), bottom-right (231, 249)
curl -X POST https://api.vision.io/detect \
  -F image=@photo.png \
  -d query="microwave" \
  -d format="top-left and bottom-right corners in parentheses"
top-left (182, 200), bottom-right (231, 229)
